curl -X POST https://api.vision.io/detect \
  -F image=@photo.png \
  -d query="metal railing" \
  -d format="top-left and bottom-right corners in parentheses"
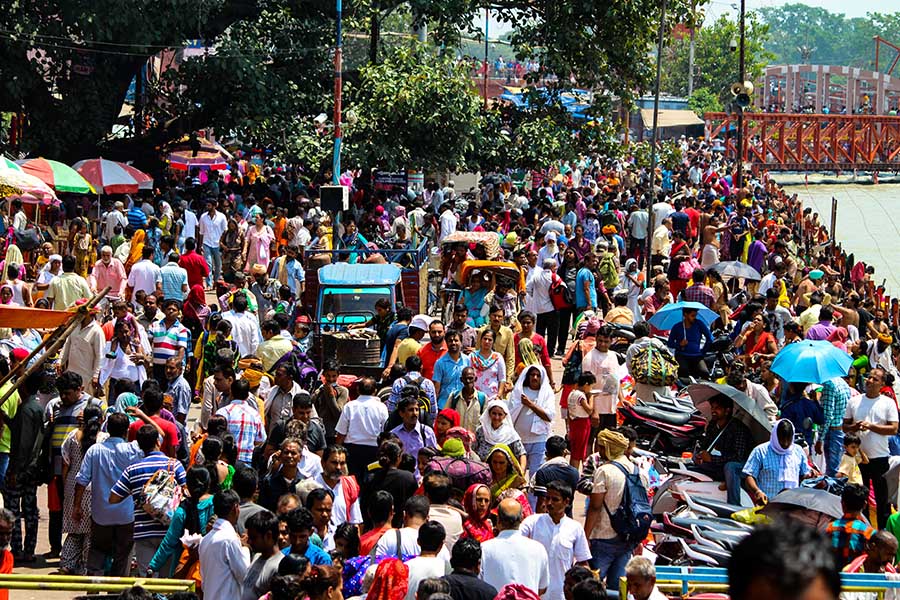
top-left (0, 574), bottom-right (195, 593)
top-left (618, 566), bottom-right (900, 599)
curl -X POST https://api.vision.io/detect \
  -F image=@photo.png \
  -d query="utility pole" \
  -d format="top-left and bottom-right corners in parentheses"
top-left (333, 0), bottom-right (343, 185)
top-left (483, 9), bottom-right (490, 110)
top-left (736, 0), bottom-right (746, 190)
top-left (687, 0), bottom-right (695, 96)
top-left (646, 0), bottom-right (667, 283)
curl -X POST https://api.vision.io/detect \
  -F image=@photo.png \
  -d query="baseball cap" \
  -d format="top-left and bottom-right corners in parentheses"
top-left (409, 314), bottom-right (435, 332)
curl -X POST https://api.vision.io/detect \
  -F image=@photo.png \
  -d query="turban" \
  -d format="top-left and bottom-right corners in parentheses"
top-left (596, 429), bottom-right (629, 460)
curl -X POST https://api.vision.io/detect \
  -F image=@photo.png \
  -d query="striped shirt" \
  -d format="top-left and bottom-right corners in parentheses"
top-left (148, 318), bottom-right (191, 366)
top-left (742, 442), bottom-right (810, 499)
top-left (127, 206), bottom-right (148, 229)
top-left (45, 394), bottom-right (106, 475)
top-left (111, 451), bottom-right (186, 539)
top-left (216, 400), bottom-right (266, 464)
top-left (821, 377), bottom-right (853, 429)
top-left (156, 263), bottom-right (189, 301)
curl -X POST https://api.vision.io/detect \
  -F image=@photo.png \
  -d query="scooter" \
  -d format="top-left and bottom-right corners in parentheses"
top-left (618, 399), bottom-right (706, 454)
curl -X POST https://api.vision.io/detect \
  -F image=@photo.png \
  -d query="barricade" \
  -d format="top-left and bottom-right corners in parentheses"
top-left (0, 574), bottom-right (195, 594)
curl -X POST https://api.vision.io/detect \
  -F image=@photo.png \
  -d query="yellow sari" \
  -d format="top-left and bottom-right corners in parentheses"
top-left (125, 229), bottom-right (146, 271)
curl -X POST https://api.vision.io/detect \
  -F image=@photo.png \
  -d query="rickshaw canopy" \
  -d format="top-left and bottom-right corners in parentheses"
top-left (456, 260), bottom-right (525, 293)
top-left (441, 231), bottom-right (502, 260)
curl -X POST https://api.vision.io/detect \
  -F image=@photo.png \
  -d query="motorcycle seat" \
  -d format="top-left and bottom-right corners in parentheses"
top-left (632, 404), bottom-right (694, 426)
top-left (691, 495), bottom-right (746, 519)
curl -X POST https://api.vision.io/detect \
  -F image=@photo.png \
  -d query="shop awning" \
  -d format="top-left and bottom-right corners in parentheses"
top-left (0, 306), bottom-right (73, 329)
top-left (639, 109), bottom-right (704, 128)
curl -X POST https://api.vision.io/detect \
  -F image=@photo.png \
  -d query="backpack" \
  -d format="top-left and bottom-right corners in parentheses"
top-left (271, 347), bottom-right (319, 391)
top-left (142, 459), bottom-right (183, 526)
top-left (549, 274), bottom-right (574, 310)
top-left (629, 343), bottom-right (678, 387)
top-left (603, 461), bottom-right (653, 545)
top-left (425, 456), bottom-right (491, 493)
top-left (597, 254), bottom-right (619, 289)
top-left (561, 342), bottom-right (584, 386)
top-left (384, 378), bottom-right (433, 430)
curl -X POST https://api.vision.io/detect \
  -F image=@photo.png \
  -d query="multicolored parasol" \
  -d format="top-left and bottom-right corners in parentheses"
top-left (19, 157), bottom-right (95, 194)
top-left (72, 158), bottom-right (152, 194)
top-left (0, 166), bottom-right (59, 204)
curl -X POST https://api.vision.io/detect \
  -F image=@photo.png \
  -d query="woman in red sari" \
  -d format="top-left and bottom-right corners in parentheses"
top-left (460, 483), bottom-right (494, 543)
top-left (735, 313), bottom-right (778, 368)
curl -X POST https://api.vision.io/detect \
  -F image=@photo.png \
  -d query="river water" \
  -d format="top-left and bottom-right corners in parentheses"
top-left (779, 178), bottom-right (900, 294)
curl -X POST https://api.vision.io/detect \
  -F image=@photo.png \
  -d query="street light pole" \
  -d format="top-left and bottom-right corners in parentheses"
top-left (333, 0), bottom-right (343, 185)
top-left (736, 0), bottom-right (746, 190)
top-left (645, 0), bottom-right (667, 283)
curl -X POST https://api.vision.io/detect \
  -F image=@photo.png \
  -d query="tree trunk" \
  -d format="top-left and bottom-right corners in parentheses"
top-left (369, 0), bottom-right (380, 64)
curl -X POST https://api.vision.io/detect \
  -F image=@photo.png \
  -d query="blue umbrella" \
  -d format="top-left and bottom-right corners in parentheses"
top-left (770, 340), bottom-right (852, 384)
top-left (648, 301), bottom-right (719, 331)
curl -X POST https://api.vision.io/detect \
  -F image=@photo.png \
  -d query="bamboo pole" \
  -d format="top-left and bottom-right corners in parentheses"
top-left (0, 574), bottom-right (189, 585)
top-left (0, 582), bottom-right (193, 592)
top-left (0, 286), bottom-right (111, 411)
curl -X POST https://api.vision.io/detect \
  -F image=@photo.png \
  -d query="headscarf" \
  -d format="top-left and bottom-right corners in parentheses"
top-left (0, 285), bottom-right (14, 305)
top-left (126, 229), bottom-right (146, 270)
top-left (3, 244), bottom-right (24, 273)
top-left (444, 427), bottom-right (475, 453)
top-left (770, 419), bottom-right (797, 487)
top-left (366, 558), bottom-right (409, 600)
top-left (508, 364), bottom-right (556, 439)
top-left (488, 444), bottom-right (526, 498)
top-left (625, 258), bottom-right (638, 273)
top-left (437, 408), bottom-right (461, 429)
top-left (112, 392), bottom-right (140, 423)
top-left (183, 284), bottom-right (208, 322)
top-left (461, 483), bottom-right (495, 543)
top-left (828, 326), bottom-right (849, 352)
top-left (479, 399), bottom-right (521, 448)
top-left (441, 438), bottom-right (466, 458)
top-left (596, 429), bottom-right (629, 461)
top-left (494, 584), bottom-right (541, 600)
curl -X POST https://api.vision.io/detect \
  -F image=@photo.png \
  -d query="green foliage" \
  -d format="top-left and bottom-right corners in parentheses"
top-left (688, 87), bottom-right (723, 117)
top-left (758, 4), bottom-right (900, 69)
top-left (629, 140), bottom-right (682, 171)
top-left (505, 114), bottom-right (575, 171)
top-left (348, 43), bottom-right (484, 172)
top-left (661, 13), bottom-right (773, 103)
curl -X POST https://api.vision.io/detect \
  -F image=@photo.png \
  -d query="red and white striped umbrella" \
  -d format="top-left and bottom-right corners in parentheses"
top-left (72, 158), bottom-right (153, 194)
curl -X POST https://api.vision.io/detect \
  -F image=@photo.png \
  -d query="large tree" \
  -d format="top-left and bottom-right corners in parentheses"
top-left (660, 13), bottom-right (773, 103)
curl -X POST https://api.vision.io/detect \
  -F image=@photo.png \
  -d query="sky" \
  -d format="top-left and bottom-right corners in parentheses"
top-left (485, 0), bottom-right (897, 39)
top-left (705, 0), bottom-right (897, 23)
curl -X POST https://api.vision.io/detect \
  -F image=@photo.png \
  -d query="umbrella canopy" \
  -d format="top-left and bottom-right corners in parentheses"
top-left (761, 488), bottom-right (843, 521)
top-left (0, 167), bottom-right (59, 204)
top-left (72, 158), bottom-right (143, 194)
top-left (708, 261), bottom-right (762, 281)
top-left (648, 301), bottom-right (719, 331)
top-left (0, 157), bottom-right (21, 172)
top-left (770, 340), bottom-right (852, 384)
top-left (19, 158), bottom-right (94, 194)
top-left (118, 163), bottom-right (153, 191)
top-left (687, 382), bottom-right (772, 444)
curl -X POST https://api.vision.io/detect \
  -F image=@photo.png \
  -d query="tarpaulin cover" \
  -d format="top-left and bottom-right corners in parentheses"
top-left (0, 305), bottom-right (72, 329)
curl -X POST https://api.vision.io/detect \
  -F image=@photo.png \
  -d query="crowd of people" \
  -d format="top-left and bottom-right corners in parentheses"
top-left (0, 136), bottom-right (895, 600)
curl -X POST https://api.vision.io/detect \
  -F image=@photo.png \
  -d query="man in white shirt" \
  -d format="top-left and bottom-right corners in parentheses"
top-left (199, 199), bottom-right (228, 286)
top-left (651, 199), bottom-right (674, 226)
top-left (103, 202), bottom-right (128, 242)
top-left (405, 521), bottom-right (451, 600)
top-left (439, 202), bottom-right (458, 243)
top-left (222, 293), bottom-right (260, 357)
top-left (581, 326), bottom-right (625, 432)
top-left (11, 200), bottom-right (27, 231)
top-left (480, 498), bottom-right (550, 595)
top-left (335, 376), bottom-right (388, 480)
top-left (199, 490), bottom-right (251, 600)
top-left (182, 203), bottom-right (198, 248)
top-left (314, 446), bottom-right (363, 530)
top-left (625, 556), bottom-right (669, 600)
top-left (520, 481), bottom-right (590, 600)
top-left (375, 496), bottom-right (451, 561)
top-left (844, 366), bottom-right (899, 528)
top-left (59, 311), bottom-right (105, 397)
top-left (126, 246), bottom-right (161, 306)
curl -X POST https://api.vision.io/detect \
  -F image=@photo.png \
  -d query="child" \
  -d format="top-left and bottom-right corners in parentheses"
top-left (294, 321), bottom-right (311, 354)
top-left (567, 372), bottom-right (596, 469)
top-left (837, 433), bottom-right (868, 486)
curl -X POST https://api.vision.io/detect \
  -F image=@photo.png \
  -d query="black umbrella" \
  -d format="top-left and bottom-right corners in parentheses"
top-left (687, 382), bottom-right (773, 444)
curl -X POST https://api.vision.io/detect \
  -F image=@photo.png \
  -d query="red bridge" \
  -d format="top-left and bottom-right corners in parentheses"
top-left (704, 112), bottom-right (900, 172)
